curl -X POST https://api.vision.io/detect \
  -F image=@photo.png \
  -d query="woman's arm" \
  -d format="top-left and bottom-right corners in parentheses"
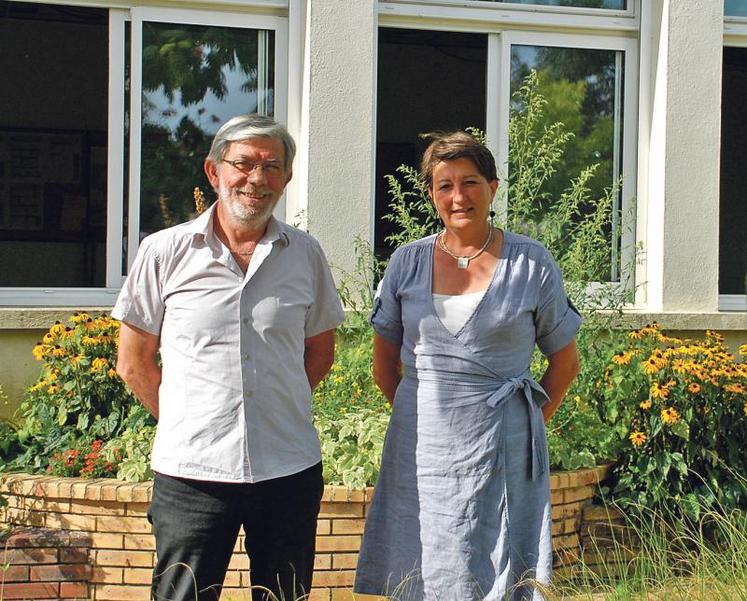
top-left (539, 339), bottom-right (580, 423)
top-left (372, 333), bottom-right (403, 405)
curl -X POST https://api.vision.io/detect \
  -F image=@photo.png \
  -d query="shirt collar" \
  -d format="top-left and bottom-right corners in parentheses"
top-left (185, 201), bottom-right (290, 248)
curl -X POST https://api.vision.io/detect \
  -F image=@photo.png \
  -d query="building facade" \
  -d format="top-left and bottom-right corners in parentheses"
top-left (0, 0), bottom-right (746, 414)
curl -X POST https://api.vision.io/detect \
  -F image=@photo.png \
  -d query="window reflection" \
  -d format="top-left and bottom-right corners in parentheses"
top-left (479, 0), bottom-right (626, 9)
top-left (139, 23), bottom-right (274, 237)
top-left (725, 0), bottom-right (747, 17)
top-left (510, 45), bottom-right (624, 282)
top-left (719, 47), bottom-right (747, 295)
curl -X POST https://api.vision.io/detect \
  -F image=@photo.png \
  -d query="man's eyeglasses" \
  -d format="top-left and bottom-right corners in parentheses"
top-left (222, 159), bottom-right (284, 178)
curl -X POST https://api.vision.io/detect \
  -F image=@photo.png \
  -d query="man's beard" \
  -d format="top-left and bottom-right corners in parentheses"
top-left (219, 183), bottom-right (278, 226)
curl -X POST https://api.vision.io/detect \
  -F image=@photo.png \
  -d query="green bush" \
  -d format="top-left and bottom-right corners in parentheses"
top-left (599, 325), bottom-right (747, 517)
top-left (5, 313), bottom-right (155, 479)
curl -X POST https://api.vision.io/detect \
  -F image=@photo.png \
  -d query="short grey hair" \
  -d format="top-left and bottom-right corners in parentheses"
top-left (207, 114), bottom-right (296, 171)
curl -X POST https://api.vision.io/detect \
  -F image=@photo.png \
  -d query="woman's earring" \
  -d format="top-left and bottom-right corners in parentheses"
top-left (489, 209), bottom-right (496, 227)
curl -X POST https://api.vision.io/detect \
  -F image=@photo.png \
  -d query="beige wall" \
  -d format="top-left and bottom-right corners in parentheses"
top-left (0, 329), bottom-right (44, 421)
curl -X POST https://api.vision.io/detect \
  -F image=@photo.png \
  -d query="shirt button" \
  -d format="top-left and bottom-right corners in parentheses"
top-left (242, 318), bottom-right (249, 325)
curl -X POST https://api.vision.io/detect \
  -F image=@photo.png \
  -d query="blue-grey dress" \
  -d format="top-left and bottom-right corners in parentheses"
top-left (354, 231), bottom-right (582, 601)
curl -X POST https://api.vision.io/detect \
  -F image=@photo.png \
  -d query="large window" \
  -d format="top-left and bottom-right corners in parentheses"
top-left (0, 1), bottom-right (287, 304)
top-left (509, 43), bottom-right (626, 281)
top-left (720, 47), bottom-right (747, 302)
top-left (375, 13), bottom-right (637, 286)
top-left (0, 2), bottom-right (108, 287)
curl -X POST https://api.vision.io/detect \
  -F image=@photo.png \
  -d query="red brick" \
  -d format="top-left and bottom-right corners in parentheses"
top-left (1, 565), bottom-right (30, 582)
top-left (60, 581), bottom-right (89, 599)
top-left (2, 547), bottom-right (58, 564)
top-left (31, 563), bottom-right (92, 581)
top-left (1, 582), bottom-right (60, 599)
top-left (60, 547), bottom-right (89, 563)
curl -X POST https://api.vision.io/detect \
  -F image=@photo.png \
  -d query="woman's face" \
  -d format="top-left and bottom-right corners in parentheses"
top-left (429, 157), bottom-right (498, 233)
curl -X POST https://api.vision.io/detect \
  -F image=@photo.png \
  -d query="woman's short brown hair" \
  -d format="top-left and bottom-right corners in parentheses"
top-left (420, 131), bottom-right (498, 189)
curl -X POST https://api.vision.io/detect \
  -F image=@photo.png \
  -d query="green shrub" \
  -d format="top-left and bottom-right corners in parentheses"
top-left (600, 325), bottom-right (747, 517)
top-left (6, 313), bottom-right (155, 478)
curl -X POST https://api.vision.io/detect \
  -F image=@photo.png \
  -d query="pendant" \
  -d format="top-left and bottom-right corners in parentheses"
top-left (457, 257), bottom-right (469, 269)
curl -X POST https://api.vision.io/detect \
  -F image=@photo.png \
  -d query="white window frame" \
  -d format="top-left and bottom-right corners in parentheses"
top-left (491, 31), bottom-right (639, 293)
top-left (0, 2), bottom-right (288, 306)
top-left (379, 0), bottom-right (639, 34)
top-left (377, 1), bottom-right (639, 297)
top-left (721, 18), bottom-right (747, 311)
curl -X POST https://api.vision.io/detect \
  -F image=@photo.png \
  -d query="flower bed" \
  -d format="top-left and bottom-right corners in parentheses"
top-left (1, 467), bottom-right (607, 601)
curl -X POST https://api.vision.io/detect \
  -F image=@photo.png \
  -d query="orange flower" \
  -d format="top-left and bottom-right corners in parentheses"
top-left (629, 431), bottom-right (647, 447)
top-left (661, 407), bottom-right (680, 425)
top-left (612, 351), bottom-right (633, 366)
top-left (724, 383), bottom-right (745, 395)
top-left (640, 399), bottom-right (652, 410)
top-left (687, 382), bottom-right (701, 394)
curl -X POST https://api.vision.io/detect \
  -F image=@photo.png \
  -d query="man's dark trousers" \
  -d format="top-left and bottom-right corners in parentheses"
top-left (148, 462), bottom-right (324, 601)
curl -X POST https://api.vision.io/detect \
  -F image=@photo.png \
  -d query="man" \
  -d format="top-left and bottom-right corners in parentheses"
top-left (112, 114), bottom-right (345, 601)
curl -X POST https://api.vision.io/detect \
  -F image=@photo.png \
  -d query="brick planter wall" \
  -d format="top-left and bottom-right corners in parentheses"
top-left (1, 466), bottom-right (608, 600)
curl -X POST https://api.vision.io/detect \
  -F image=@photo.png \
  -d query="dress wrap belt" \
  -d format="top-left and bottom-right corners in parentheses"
top-left (411, 367), bottom-right (550, 480)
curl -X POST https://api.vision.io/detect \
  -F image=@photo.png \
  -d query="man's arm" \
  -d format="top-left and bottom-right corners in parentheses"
top-left (304, 329), bottom-right (336, 390)
top-left (116, 322), bottom-right (162, 419)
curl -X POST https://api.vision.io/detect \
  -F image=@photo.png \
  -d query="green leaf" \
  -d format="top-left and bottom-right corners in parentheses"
top-left (670, 420), bottom-right (689, 441)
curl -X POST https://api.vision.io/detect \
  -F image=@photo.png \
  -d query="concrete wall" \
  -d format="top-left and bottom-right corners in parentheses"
top-left (302, 0), bottom-right (377, 278)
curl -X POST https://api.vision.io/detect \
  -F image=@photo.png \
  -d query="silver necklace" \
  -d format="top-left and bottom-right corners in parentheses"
top-left (438, 227), bottom-right (493, 269)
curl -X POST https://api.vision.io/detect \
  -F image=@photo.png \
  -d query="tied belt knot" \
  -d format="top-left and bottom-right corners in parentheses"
top-left (486, 370), bottom-right (550, 480)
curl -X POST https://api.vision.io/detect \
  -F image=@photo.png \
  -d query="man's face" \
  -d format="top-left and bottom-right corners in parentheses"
top-left (205, 137), bottom-right (292, 227)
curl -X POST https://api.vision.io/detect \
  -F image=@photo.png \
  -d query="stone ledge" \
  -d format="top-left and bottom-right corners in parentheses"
top-left (0, 308), bottom-right (113, 330)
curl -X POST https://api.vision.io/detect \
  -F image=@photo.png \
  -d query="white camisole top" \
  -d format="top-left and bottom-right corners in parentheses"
top-left (432, 290), bottom-right (487, 335)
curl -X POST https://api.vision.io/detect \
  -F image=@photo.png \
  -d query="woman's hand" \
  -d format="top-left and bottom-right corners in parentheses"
top-left (539, 339), bottom-right (580, 423)
top-left (372, 333), bottom-right (403, 405)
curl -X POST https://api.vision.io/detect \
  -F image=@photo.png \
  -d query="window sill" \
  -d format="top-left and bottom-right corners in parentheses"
top-left (0, 307), bottom-right (113, 330)
top-left (604, 310), bottom-right (747, 332)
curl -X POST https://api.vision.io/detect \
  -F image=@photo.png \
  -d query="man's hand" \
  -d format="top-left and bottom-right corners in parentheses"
top-left (304, 329), bottom-right (336, 390)
top-left (116, 322), bottom-right (162, 419)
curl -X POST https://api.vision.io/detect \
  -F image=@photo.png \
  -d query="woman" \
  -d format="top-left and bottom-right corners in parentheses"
top-left (354, 132), bottom-right (581, 600)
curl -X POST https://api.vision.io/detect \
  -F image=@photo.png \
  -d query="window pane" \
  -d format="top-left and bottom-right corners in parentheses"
top-left (719, 47), bottom-right (747, 295)
top-left (139, 23), bottom-right (274, 237)
top-left (376, 28), bottom-right (487, 256)
top-left (477, 0), bottom-right (626, 9)
top-left (0, 1), bottom-right (108, 287)
top-left (510, 45), bottom-right (624, 282)
top-left (725, 1), bottom-right (747, 17)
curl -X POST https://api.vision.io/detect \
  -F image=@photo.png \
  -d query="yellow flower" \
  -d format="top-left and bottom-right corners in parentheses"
top-left (661, 407), bottom-right (680, 425)
top-left (70, 312), bottom-right (91, 323)
top-left (49, 321), bottom-right (66, 336)
top-left (70, 354), bottom-right (85, 365)
top-left (47, 384), bottom-right (60, 394)
top-left (739, 344), bottom-right (747, 356)
top-left (107, 368), bottom-right (118, 379)
top-left (29, 379), bottom-right (47, 392)
top-left (42, 332), bottom-right (56, 344)
top-left (47, 369), bottom-right (60, 382)
top-left (640, 399), bottom-right (652, 410)
top-left (82, 336), bottom-right (99, 346)
top-left (724, 383), bottom-right (745, 395)
top-left (612, 351), bottom-right (633, 366)
top-left (60, 326), bottom-right (76, 339)
top-left (650, 382), bottom-right (671, 399)
top-left (672, 359), bottom-right (690, 374)
top-left (687, 382), bottom-right (701, 394)
top-left (629, 329), bottom-right (644, 340)
top-left (50, 345), bottom-right (66, 358)
top-left (91, 357), bottom-right (109, 373)
top-left (32, 343), bottom-right (49, 361)
top-left (642, 357), bottom-right (662, 375)
top-left (83, 318), bottom-right (96, 331)
top-left (629, 431), bottom-right (647, 447)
